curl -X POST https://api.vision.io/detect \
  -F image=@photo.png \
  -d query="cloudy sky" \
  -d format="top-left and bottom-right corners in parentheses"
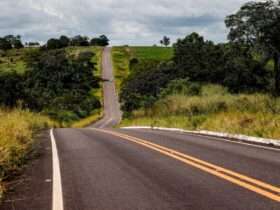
top-left (0, 0), bottom-right (250, 45)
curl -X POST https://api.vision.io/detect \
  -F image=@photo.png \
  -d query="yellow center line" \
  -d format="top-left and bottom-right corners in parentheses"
top-left (91, 128), bottom-right (280, 203)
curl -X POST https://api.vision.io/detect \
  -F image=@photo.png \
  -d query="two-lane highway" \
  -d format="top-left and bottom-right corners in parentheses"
top-left (51, 127), bottom-right (280, 210)
top-left (1, 47), bottom-right (280, 210)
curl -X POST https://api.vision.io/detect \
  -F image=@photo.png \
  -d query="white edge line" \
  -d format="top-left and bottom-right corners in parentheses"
top-left (121, 126), bottom-right (280, 152)
top-left (50, 129), bottom-right (64, 210)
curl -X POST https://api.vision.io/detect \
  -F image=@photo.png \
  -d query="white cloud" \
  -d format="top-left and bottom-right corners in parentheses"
top-left (0, 0), bottom-right (251, 45)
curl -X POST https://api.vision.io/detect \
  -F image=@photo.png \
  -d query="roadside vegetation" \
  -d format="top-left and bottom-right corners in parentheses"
top-left (118, 0), bottom-right (280, 141)
top-left (0, 108), bottom-right (56, 200)
top-left (121, 82), bottom-right (280, 139)
top-left (66, 46), bottom-right (104, 127)
top-left (0, 34), bottom-right (108, 200)
top-left (0, 43), bottom-right (104, 126)
top-left (112, 46), bottom-right (173, 91)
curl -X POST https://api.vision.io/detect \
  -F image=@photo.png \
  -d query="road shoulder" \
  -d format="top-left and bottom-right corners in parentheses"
top-left (0, 130), bottom-right (52, 210)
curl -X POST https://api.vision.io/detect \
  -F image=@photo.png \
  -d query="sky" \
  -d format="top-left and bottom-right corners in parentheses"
top-left (0, 0), bottom-right (250, 45)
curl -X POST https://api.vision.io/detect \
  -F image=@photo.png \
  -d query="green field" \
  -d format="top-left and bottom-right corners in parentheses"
top-left (131, 46), bottom-right (174, 61)
top-left (112, 46), bottom-right (174, 91)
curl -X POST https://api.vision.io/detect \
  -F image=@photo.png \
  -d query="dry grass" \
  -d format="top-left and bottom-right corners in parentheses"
top-left (0, 109), bottom-right (55, 200)
top-left (121, 85), bottom-right (280, 140)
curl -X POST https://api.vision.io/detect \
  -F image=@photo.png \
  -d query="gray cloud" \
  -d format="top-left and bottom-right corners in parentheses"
top-left (0, 0), bottom-right (250, 45)
top-left (147, 15), bottom-right (222, 28)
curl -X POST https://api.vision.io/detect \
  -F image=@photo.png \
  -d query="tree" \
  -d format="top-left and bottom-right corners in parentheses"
top-left (59, 35), bottom-right (70, 47)
top-left (46, 38), bottom-right (63, 49)
top-left (4, 35), bottom-right (24, 49)
top-left (24, 49), bottom-right (100, 121)
top-left (0, 38), bottom-right (12, 50)
top-left (225, 0), bottom-right (280, 94)
top-left (70, 35), bottom-right (89, 46)
top-left (0, 71), bottom-right (24, 107)
top-left (26, 42), bottom-right (40, 47)
top-left (90, 38), bottom-right (100, 46)
top-left (160, 36), bottom-right (170, 47)
top-left (90, 35), bottom-right (110, 46)
top-left (99, 35), bottom-right (109, 46)
top-left (120, 62), bottom-right (175, 113)
top-left (222, 44), bottom-right (269, 92)
top-left (173, 33), bottom-right (209, 81)
top-left (13, 39), bottom-right (24, 49)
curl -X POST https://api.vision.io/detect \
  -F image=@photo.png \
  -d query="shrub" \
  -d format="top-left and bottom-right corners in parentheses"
top-left (160, 79), bottom-right (201, 98)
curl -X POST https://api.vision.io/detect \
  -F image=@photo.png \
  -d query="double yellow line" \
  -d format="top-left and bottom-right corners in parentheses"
top-left (92, 129), bottom-right (280, 202)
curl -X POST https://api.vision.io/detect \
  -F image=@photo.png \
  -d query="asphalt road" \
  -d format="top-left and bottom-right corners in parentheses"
top-left (91, 47), bottom-right (121, 128)
top-left (1, 47), bottom-right (280, 210)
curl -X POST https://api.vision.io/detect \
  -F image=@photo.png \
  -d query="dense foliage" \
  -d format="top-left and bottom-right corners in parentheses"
top-left (120, 0), bottom-right (279, 114)
top-left (0, 35), bottom-right (23, 50)
top-left (45, 35), bottom-right (109, 50)
top-left (0, 49), bottom-right (101, 123)
top-left (225, 0), bottom-right (280, 94)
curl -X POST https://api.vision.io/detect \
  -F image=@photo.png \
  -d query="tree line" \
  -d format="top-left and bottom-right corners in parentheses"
top-left (45, 35), bottom-right (109, 50)
top-left (120, 0), bottom-right (280, 114)
top-left (0, 34), bottom-right (110, 51)
top-left (0, 35), bottom-right (24, 50)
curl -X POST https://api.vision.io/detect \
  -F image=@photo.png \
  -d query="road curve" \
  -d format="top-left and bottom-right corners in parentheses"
top-left (1, 47), bottom-right (280, 210)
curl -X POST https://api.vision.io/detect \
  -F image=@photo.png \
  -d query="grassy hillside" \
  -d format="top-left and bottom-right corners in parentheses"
top-left (121, 84), bottom-right (280, 140)
top-left (112, 46), bottom-right (173, 91)
top-left (0, 48), bottom-right (35, 74)
top-left (0, 47), bottom-right (104, 128)
top-left (0, 109), bottom-right (56, 200)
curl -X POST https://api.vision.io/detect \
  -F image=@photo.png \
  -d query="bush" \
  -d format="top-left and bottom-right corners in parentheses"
top-left (0, 71), bottom-right (24, 107)
top-left (160, 79), bottom-right (201, 98)
top-left (120, 63), bottom-right (175, 113)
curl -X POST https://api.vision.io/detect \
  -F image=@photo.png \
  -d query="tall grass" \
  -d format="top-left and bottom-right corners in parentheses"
top-left (112, 47), bottom-right (131, 92)
top-left (0, 109), bottom-right (55, 200)
top-left (121, 84), bottom-right (280, 140)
